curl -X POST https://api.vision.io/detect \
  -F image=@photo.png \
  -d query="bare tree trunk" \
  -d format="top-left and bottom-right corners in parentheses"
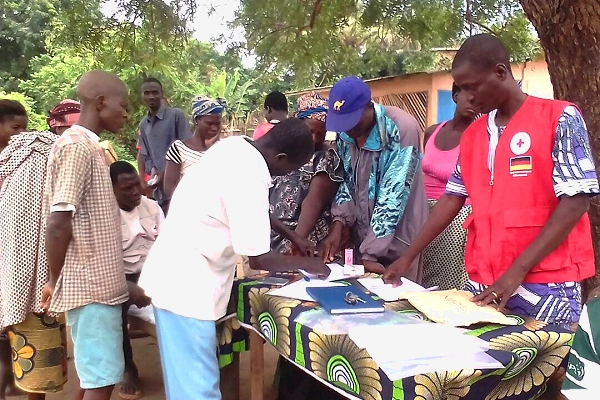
top-left (520, 0), bottom-right (600, 301)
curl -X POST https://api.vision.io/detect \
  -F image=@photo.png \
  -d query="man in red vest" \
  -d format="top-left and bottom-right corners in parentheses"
top-left (384, 34), bottom-right (599, 330)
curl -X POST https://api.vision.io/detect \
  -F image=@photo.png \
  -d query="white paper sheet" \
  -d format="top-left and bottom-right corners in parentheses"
top-left (377, 351), bottom-right (503, 381)
top-left (348, 323), bottom-right (503, 381)
top-left (357, 277), bottom-right (430, 302)
top-left (128, 304), bottom-right (155, 324)
top-left (267, 279), bottom-right (345, 301)
top-left (300, 263), bottom-right (364, 282)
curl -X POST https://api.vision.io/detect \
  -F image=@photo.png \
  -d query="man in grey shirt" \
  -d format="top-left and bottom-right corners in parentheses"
top-left (137, 77), bottom-right (192, 211)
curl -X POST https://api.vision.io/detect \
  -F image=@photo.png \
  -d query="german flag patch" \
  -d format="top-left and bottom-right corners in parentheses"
top-left (509, 156), bottom-right (532, 176)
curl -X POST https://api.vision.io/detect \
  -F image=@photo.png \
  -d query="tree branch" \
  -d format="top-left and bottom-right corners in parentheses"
top-left (464, 15), bottom-right (499, 36)
top-left (296, 0), bottom-right (326, 37)
top-left (309, 0), bottom-right (324, 29)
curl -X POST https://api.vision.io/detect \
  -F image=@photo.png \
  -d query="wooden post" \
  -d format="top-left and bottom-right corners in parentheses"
top-left (220, 353), bottom-right (240, 400)
top-left (249, 329), bottom-right (265, 400)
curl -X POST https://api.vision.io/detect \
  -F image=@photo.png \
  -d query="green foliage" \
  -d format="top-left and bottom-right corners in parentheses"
top-left (0, 92), bottom-right (47, 132)
top-left (19, 52), bottom-right (92, 114)
top-left (99, 133), bottom-right (136, 163)
top-left (234, 0), bottom-right (541, 87)
top-left (0, 0), bottom-right (59, 92)
top-left (4, 0), bottom-right (255, 159)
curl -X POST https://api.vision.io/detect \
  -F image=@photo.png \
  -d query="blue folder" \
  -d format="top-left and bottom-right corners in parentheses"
top-left (306, 285), bottom-right (385, 315)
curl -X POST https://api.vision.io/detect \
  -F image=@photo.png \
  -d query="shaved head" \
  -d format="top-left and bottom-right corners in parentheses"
top-left (76, 70), bottom-right (127, 105)
top-left (450, 34), bottom-right (521, 115)
top-left (452, 34), bottom-right (511, 73)
top-left (75, 70), bottom-right (129, 134)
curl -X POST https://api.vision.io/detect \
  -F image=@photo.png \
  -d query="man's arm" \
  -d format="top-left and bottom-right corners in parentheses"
top-left (249, 252), bottom-right (329, 275)
top-left (269, 215), bottom-right (315, 256)
top-left (383, 194), bottom-right (465, 284)
top-left (45, 212), bottom-right (73, 284)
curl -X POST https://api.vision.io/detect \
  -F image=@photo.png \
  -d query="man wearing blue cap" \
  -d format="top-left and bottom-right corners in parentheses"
top-left (319, 76), bottom-right (428, 280)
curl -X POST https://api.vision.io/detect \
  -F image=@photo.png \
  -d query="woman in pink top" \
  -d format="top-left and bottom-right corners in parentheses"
top-left (421, 84), bottom-right (477, 290)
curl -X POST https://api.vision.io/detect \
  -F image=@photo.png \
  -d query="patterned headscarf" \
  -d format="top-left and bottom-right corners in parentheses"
top-left (295, 92), bottom-right (328, 122)
top-left (191, 96), bottom-right (225, 119)
top-left (47, 99), bottom-right (80, 130)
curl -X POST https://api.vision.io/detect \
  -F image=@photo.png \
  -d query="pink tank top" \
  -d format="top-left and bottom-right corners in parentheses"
top-left (422, 121), bottom-right (462, 201)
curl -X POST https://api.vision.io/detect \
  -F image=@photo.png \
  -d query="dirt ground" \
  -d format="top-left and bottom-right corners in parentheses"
top-left (13, 337), bottom-right (280, 400)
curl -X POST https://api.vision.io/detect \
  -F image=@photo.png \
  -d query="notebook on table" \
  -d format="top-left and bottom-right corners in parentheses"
top-left (306, 285), bottom-right (385, 315)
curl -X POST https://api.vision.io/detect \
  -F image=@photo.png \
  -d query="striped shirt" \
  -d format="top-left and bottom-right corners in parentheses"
top-left (446, 106), bottom-right (600, 198)
top-left (165, 140), bottom-right (205, 177)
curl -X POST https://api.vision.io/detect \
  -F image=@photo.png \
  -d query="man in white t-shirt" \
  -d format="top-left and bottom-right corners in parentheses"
top-left (110, 161), bottom-right (164, 400)
top-left (138, 118), bottom-right (329, 399)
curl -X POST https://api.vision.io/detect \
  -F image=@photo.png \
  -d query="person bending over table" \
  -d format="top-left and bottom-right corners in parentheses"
top-left (269, 92), bottom-right (343, 255)
top-left (383, 34), bottom-right (598, 332)
top-left (318, 76), bottom-right (428, 280)
top-left (111, 161), bottom-right (164, 400)
top-left (138, 118), bottom-right (330, 400)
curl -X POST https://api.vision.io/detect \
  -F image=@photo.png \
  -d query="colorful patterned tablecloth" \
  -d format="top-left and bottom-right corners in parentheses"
top-left (217, 310), bottom-right (248, 367)
top-left (234, 275), bottom-right (574, 400)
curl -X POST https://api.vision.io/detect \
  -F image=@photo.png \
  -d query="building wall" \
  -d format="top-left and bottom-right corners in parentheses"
top-left (429, 60), bottom-right (553, 125)
top-left (290, 60), bottom-right (554, 131)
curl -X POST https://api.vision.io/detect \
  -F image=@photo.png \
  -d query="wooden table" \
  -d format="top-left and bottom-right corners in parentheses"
top-left (235, 276), bottom-right (575, 400)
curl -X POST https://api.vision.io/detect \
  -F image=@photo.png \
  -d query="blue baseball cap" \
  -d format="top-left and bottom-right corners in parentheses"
top-left (326, 76), bottom-right (372, 133)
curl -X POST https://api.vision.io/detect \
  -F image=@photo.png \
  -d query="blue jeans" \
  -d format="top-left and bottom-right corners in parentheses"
top-left (154, 307), bottom-right (221, 400)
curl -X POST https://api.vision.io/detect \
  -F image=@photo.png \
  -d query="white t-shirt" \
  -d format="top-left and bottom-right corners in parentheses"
top-left (138, 136), bottom-right (272, 321)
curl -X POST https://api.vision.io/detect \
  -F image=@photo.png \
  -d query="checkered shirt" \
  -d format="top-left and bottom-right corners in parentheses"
top-left (44, 127), bottom-right (128, 313)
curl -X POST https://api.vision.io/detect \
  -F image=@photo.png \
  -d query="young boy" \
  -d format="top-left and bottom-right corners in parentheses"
top-left (42, 70), bottom-right (149, 400)
top-left (138, 118), bottom-right (330, 399)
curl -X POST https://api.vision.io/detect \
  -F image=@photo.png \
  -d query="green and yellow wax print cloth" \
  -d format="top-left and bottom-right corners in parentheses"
top-left (234, 275), bottom-right (574, 400)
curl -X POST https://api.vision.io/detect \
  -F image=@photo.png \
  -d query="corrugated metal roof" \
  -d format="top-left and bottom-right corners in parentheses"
top-left (286, 70), bottom-right (441, 97)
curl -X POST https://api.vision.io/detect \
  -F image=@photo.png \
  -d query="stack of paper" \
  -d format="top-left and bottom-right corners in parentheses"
top-left (400, 290), bottom-right (519, 326)
top-left (357, 277), bottom-right (429, 302)
top-left (349, 323), bottom-right (503, 380)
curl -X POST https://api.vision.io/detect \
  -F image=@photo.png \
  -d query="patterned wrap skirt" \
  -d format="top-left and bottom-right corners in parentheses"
top-left (421, 200), bottom-right (471, 290)
top-left (8, 313), bottom-right (67, 393)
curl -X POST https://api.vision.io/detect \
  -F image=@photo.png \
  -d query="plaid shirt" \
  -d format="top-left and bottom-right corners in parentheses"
top-left (44, 127), bottom-right (128, 312)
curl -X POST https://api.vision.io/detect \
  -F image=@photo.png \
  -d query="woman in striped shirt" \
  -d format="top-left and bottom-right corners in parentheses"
top-left (164, 96), bottom-right (224, 199)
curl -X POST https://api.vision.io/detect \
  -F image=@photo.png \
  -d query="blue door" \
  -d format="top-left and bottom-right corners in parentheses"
top-left (437, 90), bottom-right (455, 123)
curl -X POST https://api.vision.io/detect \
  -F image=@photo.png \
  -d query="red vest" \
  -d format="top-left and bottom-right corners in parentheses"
top-left (460, 96), bottom-right (595, 285)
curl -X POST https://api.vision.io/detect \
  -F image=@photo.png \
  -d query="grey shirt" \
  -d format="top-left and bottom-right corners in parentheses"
top-left (137, 106), bottom-right (192, 174)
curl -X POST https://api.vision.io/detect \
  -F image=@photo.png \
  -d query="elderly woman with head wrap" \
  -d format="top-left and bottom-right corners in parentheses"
top-left (0, 99), bottom-right (80, 400)
top-left (163, 96), bottom-right (224, 199)
top-left (268, 93), bottom-right (344, 255)
top-left (47, 99), bottom-right (81, 136)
